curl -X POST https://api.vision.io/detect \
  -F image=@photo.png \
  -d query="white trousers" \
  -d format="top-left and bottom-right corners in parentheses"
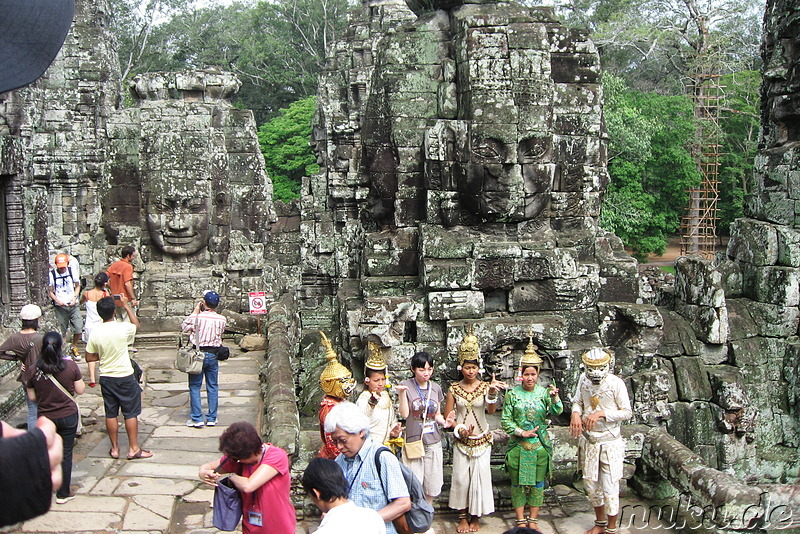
top-left (583, 447), bottom-right (620, 516)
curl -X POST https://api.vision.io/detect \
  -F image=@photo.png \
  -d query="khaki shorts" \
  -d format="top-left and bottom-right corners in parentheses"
top-left (402, 439), bottom-right (443, 497)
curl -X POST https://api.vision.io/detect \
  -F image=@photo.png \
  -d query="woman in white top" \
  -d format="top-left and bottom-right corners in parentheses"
top-left (81, 272), bottom-right (110, 343)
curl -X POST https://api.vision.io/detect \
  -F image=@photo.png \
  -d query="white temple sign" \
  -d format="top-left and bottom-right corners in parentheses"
top-left (248, 291), bottom-right (267, 315)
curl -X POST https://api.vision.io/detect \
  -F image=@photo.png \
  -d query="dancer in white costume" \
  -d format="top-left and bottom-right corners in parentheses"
top-left (570, 348), bottom-right (632, 534)
top-left (444, 324), bottom-right (506, 533)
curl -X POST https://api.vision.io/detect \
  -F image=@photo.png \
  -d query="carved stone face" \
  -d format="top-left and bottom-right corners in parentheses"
top-left (145, 181), bottom-right (212, 256)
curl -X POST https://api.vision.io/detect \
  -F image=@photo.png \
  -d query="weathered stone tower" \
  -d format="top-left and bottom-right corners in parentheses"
top-left (0, 0), bottom-right (277, 333)
top-left (104, 69), bottom-right (277, 329)
top-left (303, 0), bottom-right (647, 419)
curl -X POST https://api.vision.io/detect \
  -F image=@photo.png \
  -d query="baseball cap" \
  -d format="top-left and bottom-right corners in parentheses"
top-left (54, 253), bottom-right (69, 267)
top-left (0, 0), bottom-right (76, 94)
top-left (20, 304), bottom-right (42, 320)
top-left (202, 290), bottom-right (220, 307)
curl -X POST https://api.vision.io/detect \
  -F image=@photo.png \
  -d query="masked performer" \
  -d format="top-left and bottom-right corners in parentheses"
top-left (569, 348), bottom-right (632, 534)
top-left (318, 332), bottom-right (356, 459)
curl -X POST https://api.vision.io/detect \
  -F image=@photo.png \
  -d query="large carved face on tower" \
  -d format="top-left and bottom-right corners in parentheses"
top-left (145, 179), bottom-right (211, 256)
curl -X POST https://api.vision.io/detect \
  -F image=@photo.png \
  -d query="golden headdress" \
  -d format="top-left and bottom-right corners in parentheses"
top-left (520, 329), bottom-right (543, 369)
top-left (365, 340), bottom-right (387, 372)
top-left (582, 347), bottom-right (612, 367)
top-left (457, 323), bottom-right (482, 367)
top-left (319, 331), bottom-right (353, 383)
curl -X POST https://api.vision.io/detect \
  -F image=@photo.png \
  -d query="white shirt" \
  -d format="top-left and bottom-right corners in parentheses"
top-left (571, 373), bottom-right (632, 441)
top-left (356, 390), bottom-right (397, 445)
top-left (181, 310), bottom-right (226, 347)
top-left (316, 501), bottom-right (386, 534)
top-left (49, 259), bottom-right (80, 304)
top-left (571, 373), bottom-right (632, 482)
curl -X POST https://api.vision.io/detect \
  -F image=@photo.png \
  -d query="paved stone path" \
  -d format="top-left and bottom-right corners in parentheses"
top-left (3, 344), bottom-right (680, 534)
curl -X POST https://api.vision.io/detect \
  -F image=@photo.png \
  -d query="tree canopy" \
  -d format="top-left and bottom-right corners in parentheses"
top-left (258, 96), bottom-right (318, 202)
top-left (600, 74), bottom-right (702, 258)
top-left (110, 0), bottom-right (351, 123)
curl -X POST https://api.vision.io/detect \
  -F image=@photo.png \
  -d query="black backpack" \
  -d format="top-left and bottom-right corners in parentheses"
top-left (374, 446), bottom-right (434, 533)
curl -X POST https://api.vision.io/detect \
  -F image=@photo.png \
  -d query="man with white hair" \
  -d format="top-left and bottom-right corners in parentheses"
top-left (324, 401), bottom-right (411, 534)
top-left (570, 348), bottom-right (632, 534)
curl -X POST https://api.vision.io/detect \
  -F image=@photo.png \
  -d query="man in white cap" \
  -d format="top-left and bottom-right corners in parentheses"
top-left (0, 304), bottom-right (45, 429)
top-left (570, 348), bottom-right (632, 534)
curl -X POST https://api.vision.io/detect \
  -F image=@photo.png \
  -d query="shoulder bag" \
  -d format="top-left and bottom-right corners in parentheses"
top-left (176, 315), bottom-right (204, 374)
top-left (212, 458), bottom-right (243, 531)
top-left (403, 383), bottom-right (431, 460)
top-left (42, 371), bottom-right (83, 434)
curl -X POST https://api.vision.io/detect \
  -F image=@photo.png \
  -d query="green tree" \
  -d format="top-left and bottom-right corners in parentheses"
top-left (258, 96), bottom-right (318, 202)
top-left (600, 75), bottom-right (701, 259)
top-left (109, 0), bottom-right (192, 81)
top-left (717, 70), bottom-right (760, 234)
top-left (111, 0), bottom-right (351, 123)
top-left (547, 0), bottom-right (763, 93)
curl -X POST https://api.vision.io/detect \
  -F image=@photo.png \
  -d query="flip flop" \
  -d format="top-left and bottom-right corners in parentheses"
top-left (127, 449), bottom-right (153, 460)
top-left (109, 448), bottom-right (119, 459)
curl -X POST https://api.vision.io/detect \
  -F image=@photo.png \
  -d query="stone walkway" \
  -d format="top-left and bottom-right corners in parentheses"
top-left (3, 344), bottom-right (680, 534)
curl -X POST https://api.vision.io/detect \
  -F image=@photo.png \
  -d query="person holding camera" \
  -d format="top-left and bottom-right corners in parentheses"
top-left (106, 246), bottom-right (139, 321)
top-left (181, 290), bottom-right (227, 427)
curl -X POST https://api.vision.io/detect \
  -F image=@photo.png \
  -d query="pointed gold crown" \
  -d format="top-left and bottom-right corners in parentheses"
top-left (457, 323), bottom-right (481, 365)
top-left (319, 331), bottom-right (352, 382)
top-left (365, 340), bottom-right (387, 372)
top-left (520, 329), bottom-right (543, 368)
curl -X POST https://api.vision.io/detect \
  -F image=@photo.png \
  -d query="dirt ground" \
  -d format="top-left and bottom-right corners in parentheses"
top-left (641, 235), bottom-right (728, 266)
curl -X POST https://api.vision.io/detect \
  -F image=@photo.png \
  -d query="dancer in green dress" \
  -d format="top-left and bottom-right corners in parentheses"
top-left (501, 334), bottom-right (562, 529)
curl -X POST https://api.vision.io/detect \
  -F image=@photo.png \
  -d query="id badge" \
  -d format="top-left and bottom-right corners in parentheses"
top-left (422, 421), bottom-right (436, 434)
top-left (248, 509), bottom-right (263, 527)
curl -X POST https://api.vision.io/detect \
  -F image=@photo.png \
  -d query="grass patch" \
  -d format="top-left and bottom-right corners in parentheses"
top-left (659, 265), bottom-right (675, 275)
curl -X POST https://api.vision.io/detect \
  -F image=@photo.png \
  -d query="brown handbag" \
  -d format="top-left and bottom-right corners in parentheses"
top-left (393, 513), bottom-right (413, 534)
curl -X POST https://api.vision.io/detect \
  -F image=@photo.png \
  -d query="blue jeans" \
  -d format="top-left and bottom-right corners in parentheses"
top-left (51, 412), bottom-right (79, 498)
top-left (25, 388), bottom-right (38, 430)
top-left (188, 352), bottom-right (218, 423)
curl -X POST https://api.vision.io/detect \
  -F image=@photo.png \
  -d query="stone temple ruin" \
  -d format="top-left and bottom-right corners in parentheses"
top-left (1, 0), bottom-right (799, 528)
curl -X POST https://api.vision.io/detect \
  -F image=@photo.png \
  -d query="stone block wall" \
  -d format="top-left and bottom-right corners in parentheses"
top-left (0, 0), bottom-right (118, 323)
top-left (300, 0), bottom-right (655, 433)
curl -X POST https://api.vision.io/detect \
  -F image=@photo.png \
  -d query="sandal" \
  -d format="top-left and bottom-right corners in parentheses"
top-left (516, 519), bottom-right (528, 527)
top-left (108, 448), bottom-right (119, 459)
top-left (127, 449), bottom-right (153, 460)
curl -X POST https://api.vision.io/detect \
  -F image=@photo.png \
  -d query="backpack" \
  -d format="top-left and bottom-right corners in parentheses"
top-left (374, 446), bottom-right (434, 533)
top-left (49, 258), bottom-right (81, 301)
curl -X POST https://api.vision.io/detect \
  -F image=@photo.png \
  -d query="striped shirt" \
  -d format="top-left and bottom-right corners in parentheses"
top-left (181, 310), bottom-right (226, 347)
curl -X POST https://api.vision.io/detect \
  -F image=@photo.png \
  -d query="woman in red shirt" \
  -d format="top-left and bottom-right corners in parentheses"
top-left (198, 422), bottom-right (296, 534)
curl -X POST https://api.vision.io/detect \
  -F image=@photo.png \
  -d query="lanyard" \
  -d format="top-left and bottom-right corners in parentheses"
top-left (346, 457), bottom-right (365, 493)
top-left (414, 380), bottom-right (433, 423)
